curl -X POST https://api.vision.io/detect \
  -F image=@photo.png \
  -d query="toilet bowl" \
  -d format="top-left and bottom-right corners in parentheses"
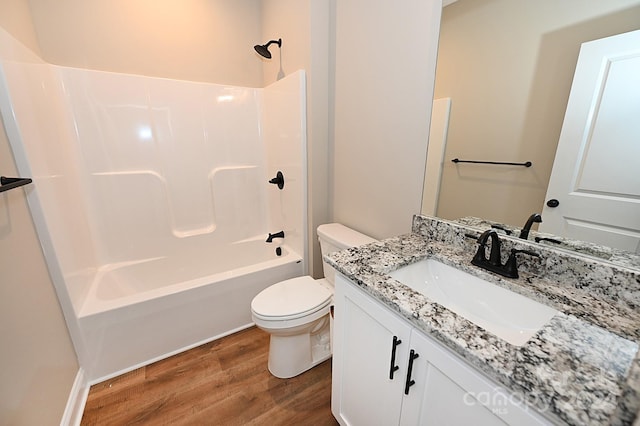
top-left (251, 223), bottom-right (376, 378)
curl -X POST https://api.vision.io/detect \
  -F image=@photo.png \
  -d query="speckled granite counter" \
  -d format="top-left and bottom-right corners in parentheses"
top-left (326, 215), bottom-right (640, 425)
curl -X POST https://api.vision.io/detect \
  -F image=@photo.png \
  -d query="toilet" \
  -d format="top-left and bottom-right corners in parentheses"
top-left (251, 223), bottom-right (376, 378)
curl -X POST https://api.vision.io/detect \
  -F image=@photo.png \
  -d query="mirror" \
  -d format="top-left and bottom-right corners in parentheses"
top-left (422, 0), bottom-right (640, 266)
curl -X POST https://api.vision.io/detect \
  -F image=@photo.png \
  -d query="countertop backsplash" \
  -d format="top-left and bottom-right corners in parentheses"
top-left (413, 215), bottom-right (640, 321)
top-left (454, 216), bottom-right (640, 270)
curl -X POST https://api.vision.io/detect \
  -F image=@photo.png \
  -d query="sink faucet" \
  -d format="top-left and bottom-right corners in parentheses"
top-left (266, 230), bottom-right (285, 243)
top-left (472, 229), bottom-right (502, 267)
top-left (503, 249), bottom-right (540, 279)
top-left (471, 229), bottom-right (539, 278)
top-left (519, 213), bottom-right (542, 240)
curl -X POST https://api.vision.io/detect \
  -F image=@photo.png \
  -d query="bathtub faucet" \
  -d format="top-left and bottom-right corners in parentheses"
top-left (266, 231), bottom-right (285, 243)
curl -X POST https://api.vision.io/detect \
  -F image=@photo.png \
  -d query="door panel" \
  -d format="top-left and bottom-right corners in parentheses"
top-left (541, 29), bottom-right (640, 253)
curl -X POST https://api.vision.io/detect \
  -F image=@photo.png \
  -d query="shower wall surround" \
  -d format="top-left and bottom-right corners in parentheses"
top-left (1, 39), bottom-right (307, 376)
top-left (61, 69), bottom-right (268, 262)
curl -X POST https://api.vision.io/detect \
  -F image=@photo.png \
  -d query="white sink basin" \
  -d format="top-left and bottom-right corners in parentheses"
top-left (389, 259), bottom-right (557, 346)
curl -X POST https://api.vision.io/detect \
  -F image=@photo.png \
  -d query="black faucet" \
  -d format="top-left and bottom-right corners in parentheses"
top-left (503, 249), bottom-right (540, 279)
top-left (471, 229), bottom-right (539, 278)
top-left (490, 224), bottom-right (512, 235)
top-left (519, 213), bottom-right (542, 240)
top-left (266, 230), bottom-right (285, 243)
top-left (535, 236), bottom-right (562, 245)
top-left (472, 229), bottom-right (502, 268)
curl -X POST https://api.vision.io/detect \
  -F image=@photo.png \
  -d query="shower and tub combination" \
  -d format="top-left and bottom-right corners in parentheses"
top-left (0, 30), bottom-right (307, 381)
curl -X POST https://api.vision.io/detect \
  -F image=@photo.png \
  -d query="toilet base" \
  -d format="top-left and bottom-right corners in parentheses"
top-left (266, 316), bottom-right (331, 379)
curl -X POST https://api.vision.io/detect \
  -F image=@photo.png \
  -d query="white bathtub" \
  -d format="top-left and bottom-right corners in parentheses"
top-left (77, 241), bottom-right (303, 382)
top-left (1, 56), bottom-right (309, 383)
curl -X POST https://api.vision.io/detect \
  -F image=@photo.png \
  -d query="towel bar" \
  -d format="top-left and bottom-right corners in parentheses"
top-left (451, 158), bottom-right (532, 167)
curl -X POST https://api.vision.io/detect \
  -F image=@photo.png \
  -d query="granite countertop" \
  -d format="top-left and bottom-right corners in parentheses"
top-left (326, 216), bottom-right (640, 426)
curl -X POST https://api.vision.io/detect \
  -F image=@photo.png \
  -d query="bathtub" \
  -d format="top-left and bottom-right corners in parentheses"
top-left (77, 240), bottom-right (304, 382)
top-left (1, 54), bottom-right (309, 383)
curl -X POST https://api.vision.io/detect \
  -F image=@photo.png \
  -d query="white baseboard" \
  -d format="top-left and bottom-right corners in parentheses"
top-left (60, 368), bottom-right (89, 426)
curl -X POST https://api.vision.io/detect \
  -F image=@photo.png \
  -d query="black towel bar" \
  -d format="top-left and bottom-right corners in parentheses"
top-left (452, 158), bottom-right (532, 167)
top-left (0, 176), bottom-right (33, 193)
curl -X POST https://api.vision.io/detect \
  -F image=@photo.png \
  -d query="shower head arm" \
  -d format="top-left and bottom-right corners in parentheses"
top-left (264, 39), bottom-right (282, 49)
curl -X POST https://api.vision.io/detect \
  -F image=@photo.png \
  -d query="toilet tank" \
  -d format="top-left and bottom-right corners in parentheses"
top-left (317, 223), bottom-right (376, 286)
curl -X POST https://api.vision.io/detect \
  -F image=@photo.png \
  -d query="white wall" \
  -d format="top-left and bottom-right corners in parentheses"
top-left (0, 24), bottom-right (79, 425)
top-left (332, 0), bottom-right (442, 240)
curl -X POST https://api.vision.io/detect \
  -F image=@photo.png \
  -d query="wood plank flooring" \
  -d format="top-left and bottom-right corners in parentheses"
top-left (81, 326), bottom-right (338, 425)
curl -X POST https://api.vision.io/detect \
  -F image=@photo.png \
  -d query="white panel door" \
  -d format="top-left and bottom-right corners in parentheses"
top-left (541, 29), bottom-right (640, 253)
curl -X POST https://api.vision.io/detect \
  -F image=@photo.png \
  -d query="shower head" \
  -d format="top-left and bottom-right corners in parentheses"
top-left (254, 38), bottom-right (282, 59)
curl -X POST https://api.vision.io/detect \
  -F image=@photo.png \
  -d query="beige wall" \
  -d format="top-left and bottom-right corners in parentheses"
top-left (0, 0), bottom-right (41, 54)
top-left (433, 0), bottom-right (640, 227)
top-left (261, 0), bottom-right (309, 86)
top-left (0, 94), bottom-right (78, 425)
top-left (332, 0), bottom-right (442, 240)
top-left (0, 5), bottom-right (79, 424)
top-left (28, 0), bottom-right (264, 87)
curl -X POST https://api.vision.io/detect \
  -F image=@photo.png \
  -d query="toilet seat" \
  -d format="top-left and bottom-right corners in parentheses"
top-left (251, 276), bottom-right (332, 321)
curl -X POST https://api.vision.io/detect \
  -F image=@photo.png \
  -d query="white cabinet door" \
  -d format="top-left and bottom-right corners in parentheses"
top-left (400, 329), bottom-right (550, 426)
top-left (333, 274), bottom-right (552, 426)
top-left (332, 274), bottom-right (412, 426)
top-left (399, 329), bottom-right (506, 426)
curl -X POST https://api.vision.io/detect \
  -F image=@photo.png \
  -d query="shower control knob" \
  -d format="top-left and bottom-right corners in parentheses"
top-left (268, 171), bottom-right (285, 190)
top-left (546, 199), bottom-right (560, 208)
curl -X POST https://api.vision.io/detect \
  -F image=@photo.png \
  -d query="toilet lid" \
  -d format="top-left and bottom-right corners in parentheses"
top-left (251, 276), bottom-right (332, 320)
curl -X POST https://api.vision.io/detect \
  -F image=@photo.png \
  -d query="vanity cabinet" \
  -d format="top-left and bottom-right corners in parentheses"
top-left (331, 273), bottom-right (551, 426)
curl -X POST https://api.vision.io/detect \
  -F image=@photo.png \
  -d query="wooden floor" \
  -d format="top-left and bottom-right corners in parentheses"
top-left (81, 326), bottom-right (338, 425)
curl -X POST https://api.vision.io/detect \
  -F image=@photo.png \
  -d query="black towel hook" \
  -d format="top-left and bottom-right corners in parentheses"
top-left (0, 176), bottom-right (33, 193)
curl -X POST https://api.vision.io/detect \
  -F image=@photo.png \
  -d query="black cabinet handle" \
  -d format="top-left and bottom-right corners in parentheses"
top-left (389, 336), bottom-right (402, 380)
top-left (404, 350), bottom-right (419, 395)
